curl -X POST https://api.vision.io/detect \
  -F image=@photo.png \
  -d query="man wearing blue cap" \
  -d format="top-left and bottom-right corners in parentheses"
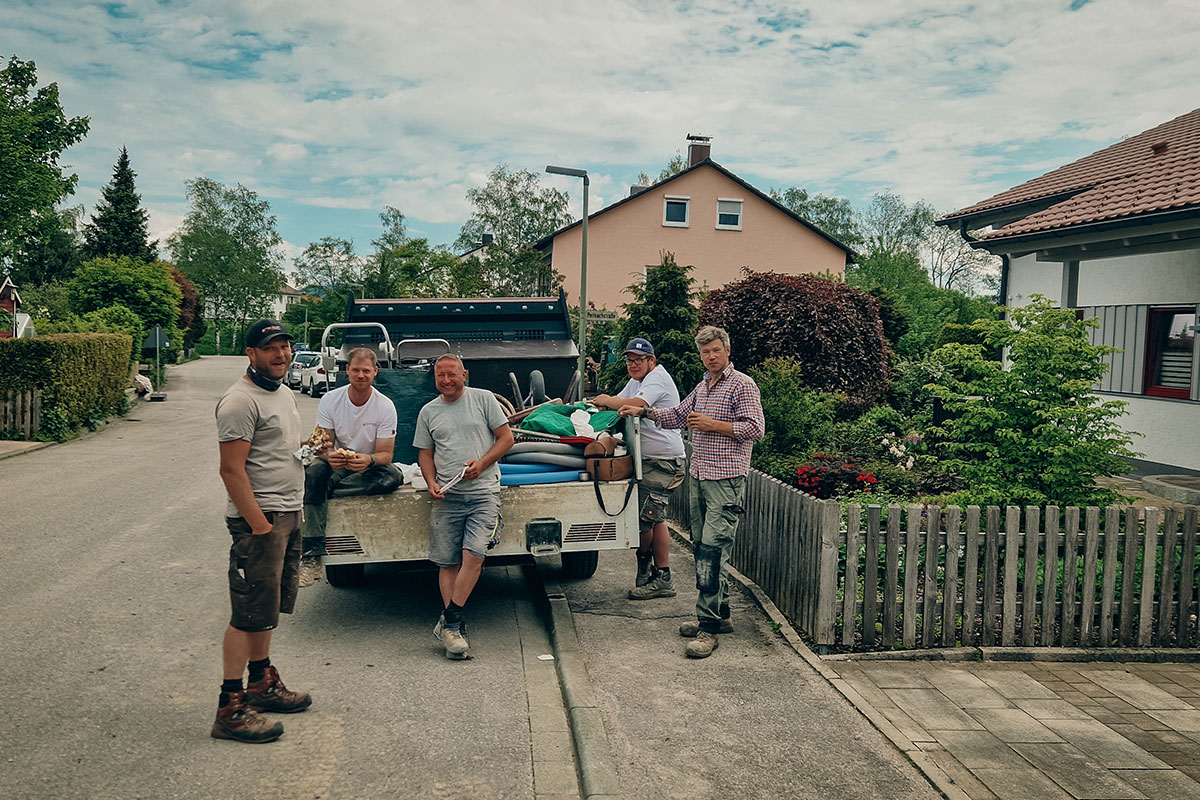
top-left (592, 337), bottom-right (687, 600)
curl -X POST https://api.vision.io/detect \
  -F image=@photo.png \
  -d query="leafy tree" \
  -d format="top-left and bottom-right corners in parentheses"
top-left (294, 236), bottom-right (362, 295)
top-left (67, 256), bottom-right (182, 344)
top-left (19, 280), bottom-right (72, 323)
top-left (455, 164), bottom-right (572, 254)
top-left (866, 286), bottom-right (911, 351)
top-left (700, 269), bottom-right (891, 406)
top-left (859, 191), bottom-right (936, 256)
top-left (82, 146), bottom-right (157, 263)
top-left (846, 248), bottom-right (929, 294)
top-left (599, 252), bottom-right (702, 394)
top-left (453, 164), bottom-right (572, 296)
top-left (7, 204), bottom-right (85, 286)
top-left (169, 266), bottom-right (205, 347)
top-left (928, 295), bottom-right (1139, 507)
top-left (0, 57), bottom-right (90, 268)
top-left (926, 222), bottom-right (1000, 295)
top-left (769, 187), bottom-right (864, 249)
top-left (168, 178), bottom-right (284, 353)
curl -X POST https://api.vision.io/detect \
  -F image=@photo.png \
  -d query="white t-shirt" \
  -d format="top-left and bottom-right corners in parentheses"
top-left (618, 365), bottom-right (686, 459)
top-left (316, 385), bottom-right (399, 455)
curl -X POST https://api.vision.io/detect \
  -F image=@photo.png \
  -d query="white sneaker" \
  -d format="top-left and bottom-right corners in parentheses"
top-left (441, 624), bottom-right (470, 660)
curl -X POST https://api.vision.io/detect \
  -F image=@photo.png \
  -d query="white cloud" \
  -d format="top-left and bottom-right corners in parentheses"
top-left (5, 0), bottom-right (1198, 248)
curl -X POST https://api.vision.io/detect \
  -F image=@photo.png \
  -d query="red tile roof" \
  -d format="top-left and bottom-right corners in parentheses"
top-left (944, 107), bottom-right (1200, 240)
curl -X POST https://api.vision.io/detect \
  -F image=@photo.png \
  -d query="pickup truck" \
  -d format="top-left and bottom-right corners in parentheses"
top-left (312, 293), bottom-right (641, 586)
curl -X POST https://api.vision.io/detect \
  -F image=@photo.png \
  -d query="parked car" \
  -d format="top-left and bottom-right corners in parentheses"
top-left (287, 352), bottom-right (321, 389)
top-left (300, 356), bottom-right (336, 396)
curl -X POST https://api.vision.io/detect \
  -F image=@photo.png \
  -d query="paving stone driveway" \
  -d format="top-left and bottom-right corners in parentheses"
top-left (830, 661), bottom-right (1200, 800)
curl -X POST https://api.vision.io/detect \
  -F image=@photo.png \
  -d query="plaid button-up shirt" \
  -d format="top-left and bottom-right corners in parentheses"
top-left (647, 362), bottom-right (764, 480)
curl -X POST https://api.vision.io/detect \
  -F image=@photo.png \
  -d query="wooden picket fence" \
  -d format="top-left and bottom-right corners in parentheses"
top-left (669, 469), bottom-right (1200, 652)
top-left (1, 387), bottom-right (41, 438)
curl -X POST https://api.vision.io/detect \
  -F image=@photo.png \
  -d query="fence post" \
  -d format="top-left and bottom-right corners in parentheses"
top-left (814, 499), bottom-right (841, 651)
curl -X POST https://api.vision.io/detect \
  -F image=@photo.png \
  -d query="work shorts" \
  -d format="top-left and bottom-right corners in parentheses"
top-left (225, 510), bottom-right (302, 633)
top-left (638, 456), bottom-right (686, 528)
top-left (429, 492), bottom-right (502, 566)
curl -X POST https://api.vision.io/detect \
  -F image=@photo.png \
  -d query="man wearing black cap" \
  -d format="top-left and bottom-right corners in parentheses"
top-left (592, 337), bottom-right (687, 600)
top-left (212, 319), bottom-right (317, 743)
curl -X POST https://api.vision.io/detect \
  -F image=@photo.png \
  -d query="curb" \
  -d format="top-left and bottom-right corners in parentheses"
top-left (823, 646), bottom-right (1200, 664)
top-left (528, 561), bottom-right (623, 800)
top-left (0, 441), bottom-right (53, 461)
top-left (1141, 474), bottom-right (1200, 505)
top-left (666, 523), bottom-right (971, 800)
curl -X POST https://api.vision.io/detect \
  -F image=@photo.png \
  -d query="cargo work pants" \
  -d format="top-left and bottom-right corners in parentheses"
top-left (687, 474), bottom-right (746, 634)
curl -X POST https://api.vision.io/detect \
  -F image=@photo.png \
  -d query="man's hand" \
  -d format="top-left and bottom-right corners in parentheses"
top-left (345, 452), bottom-right (372, 473)
top-left (428, 481), bottom-right (446, 500)
top-left (327, 449), bottom-right (350, 469)
top-left (686, 412), bottom-right (719, 431)
top-left (618, 404), bottom-right (645, 418)
top-left (463, 459), bottom-right (482, 480)
top-left (592, 393), bottom-right (616, 410)
top-left (250, 518), bottom-right (274, 535)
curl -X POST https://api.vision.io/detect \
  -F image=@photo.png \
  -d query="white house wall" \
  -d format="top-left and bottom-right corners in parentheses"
top-left (1007, 250), bottom-right (1200, 308)
top-left (1116, 395), bottom-right (1199, 471)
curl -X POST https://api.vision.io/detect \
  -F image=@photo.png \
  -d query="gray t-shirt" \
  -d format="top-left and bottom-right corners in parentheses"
top-left (413, 386), bottom-right (508, 494)
top-left (215, 378), bottom-right (304, 517)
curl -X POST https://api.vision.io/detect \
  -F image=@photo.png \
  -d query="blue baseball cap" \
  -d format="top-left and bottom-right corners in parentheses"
top-left (624, 338), bottom-right (654, 356)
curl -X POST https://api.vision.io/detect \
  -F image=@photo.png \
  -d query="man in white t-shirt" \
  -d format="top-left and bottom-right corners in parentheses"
top-left (302, 347), bottom-right (402, 553)
top-left (592, 338), bottom-right (687, 600)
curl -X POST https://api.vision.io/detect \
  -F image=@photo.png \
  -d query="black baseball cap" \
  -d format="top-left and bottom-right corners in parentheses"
top-left (245, 319), bottom-right (293, 349)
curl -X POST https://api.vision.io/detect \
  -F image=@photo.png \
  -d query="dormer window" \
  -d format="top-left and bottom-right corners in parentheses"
top-left (663, 196), bottom-right (690, 227)
top-left (716, 198), bottom-right (743, 230)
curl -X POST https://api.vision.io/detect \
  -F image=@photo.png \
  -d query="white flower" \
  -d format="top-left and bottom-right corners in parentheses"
top-left (906, 456), bottom-right (915, 469)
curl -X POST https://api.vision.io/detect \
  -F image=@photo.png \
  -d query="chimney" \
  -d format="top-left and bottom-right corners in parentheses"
top-left (687, 133), bottom-right (712, 166)
top-left (630, 184), bottom-right (649, 196)
top-left (480, 233), bottom-right (494, 246)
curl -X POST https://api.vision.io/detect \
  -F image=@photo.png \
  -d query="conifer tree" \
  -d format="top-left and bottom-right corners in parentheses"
top-left (82, 146), bottom-right (157, 262)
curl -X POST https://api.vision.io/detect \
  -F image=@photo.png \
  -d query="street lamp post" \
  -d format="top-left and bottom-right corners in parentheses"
top-left (545, 165), bottom-right (588, 401)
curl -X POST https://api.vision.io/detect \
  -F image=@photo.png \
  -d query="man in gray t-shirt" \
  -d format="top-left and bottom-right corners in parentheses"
top-left (414, 354), bottom-right (514, 659)
top-left (212, 318), bottom-right (318, 744)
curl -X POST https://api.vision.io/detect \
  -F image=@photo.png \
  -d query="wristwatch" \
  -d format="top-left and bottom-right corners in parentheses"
top-left (368, 455), bottom-right (376, 467)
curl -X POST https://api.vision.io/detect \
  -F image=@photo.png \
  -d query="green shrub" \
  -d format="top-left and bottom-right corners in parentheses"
top-left (928, 295), bottom-right (1138, 507)
top-left (0, 333), bottom-right (131, 439)
top-left (748, 358), bottom-right (840, 479)
top-left (700, 269), bottom-right (891, 405)
top-left (826, 405), bottom-right (908, 462)
top-left (796, 453), bottom-right (878, 498)
top-left (82, 304), bottom-right (144, 364)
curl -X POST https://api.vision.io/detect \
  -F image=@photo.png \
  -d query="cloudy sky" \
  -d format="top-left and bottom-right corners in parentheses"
top-left (6, 0), bottom-right (1199, 268)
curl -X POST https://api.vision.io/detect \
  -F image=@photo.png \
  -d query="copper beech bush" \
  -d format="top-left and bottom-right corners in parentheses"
top-left (699, 269), bottom-right (891, 406)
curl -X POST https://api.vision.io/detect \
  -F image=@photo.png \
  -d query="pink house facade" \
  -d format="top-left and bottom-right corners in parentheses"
top-left (536, 153), bottom-right (855, 311)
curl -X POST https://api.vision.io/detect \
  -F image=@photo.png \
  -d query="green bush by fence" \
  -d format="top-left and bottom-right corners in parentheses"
top-left (0, 333), bottom-right (131, 439)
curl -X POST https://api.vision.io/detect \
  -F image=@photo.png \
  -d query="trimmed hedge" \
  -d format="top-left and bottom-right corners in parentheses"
top-left (0, 333), bottom-right (131, 436)
top-left (699, 270), bottom-right (892, 405)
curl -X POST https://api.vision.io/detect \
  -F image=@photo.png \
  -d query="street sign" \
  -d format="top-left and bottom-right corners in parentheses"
top-left (142, 325), bottom-right (171, 349)
top-left (586, 310), bottom-right (617, 321)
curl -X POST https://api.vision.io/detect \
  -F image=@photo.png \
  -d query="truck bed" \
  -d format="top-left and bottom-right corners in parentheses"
top-left (323, 480), bottom-right (638, 564)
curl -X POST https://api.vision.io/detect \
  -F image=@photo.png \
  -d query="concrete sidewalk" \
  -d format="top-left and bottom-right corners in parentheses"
top-left (558, 541), bottom-right (942, 800)
top-left (560, 536), bottom-right (1200, 800)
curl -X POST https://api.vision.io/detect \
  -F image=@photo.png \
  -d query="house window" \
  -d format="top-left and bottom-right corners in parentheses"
top-left (663, 196), bottom-right (689, 227)
top-left (716, 198), bottom-right (743, 230)
top-left (1144, 307), bottom-right (1196, 399)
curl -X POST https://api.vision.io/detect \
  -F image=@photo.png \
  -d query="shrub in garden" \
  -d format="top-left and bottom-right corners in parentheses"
top-left (747, 358), bottom-right (840, 481)
top-left (599, 251), bottom-right (702, 393)
top-left (795, 452), bottom-right (877, 499)
top-left (699, 269), bottom-right (891, 405)
top-left (928, 295), bottom-right (1138, 507)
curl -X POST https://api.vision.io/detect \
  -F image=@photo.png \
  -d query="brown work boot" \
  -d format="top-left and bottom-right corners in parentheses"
top-left (245, 666), bottom-right (312, 713)
top-left (685, 631), bottom-right (720, 659)
top-left (679, 618), bottom-right (733, 637)
top-left (211, 691), bottom-right (284, 743)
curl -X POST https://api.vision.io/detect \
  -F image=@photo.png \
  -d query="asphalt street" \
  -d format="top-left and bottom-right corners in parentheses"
top-left (0, 356), bottom-right (557, 800)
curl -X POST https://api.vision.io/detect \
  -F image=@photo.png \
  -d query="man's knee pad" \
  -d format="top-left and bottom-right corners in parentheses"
top-left (694, 542), bottom-right (722, 594)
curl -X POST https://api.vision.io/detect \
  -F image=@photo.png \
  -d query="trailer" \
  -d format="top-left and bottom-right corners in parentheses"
top-left (315, 292), bottom-right (640, 585)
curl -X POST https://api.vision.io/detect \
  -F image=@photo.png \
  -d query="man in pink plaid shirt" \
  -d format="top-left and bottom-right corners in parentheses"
top-left (619, 325), bottom-right (764, 658)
